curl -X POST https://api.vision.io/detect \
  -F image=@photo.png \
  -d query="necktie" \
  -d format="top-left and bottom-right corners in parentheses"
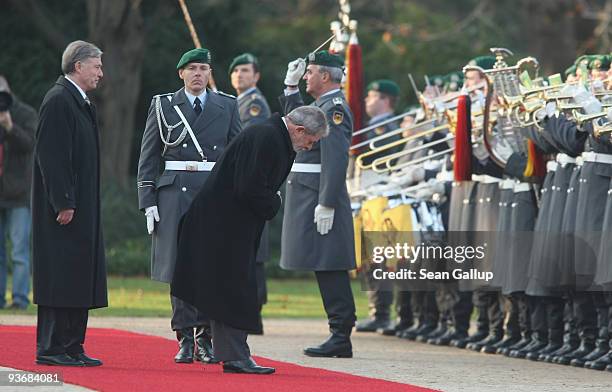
top-left (194, 97), bottom-right (202, 115)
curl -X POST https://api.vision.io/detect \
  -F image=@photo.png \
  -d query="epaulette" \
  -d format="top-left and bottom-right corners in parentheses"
top-left (153, 93), bottom-right (173, 98)
top-left (332, 97), bottom-right (343, 106)
top-left (215, 91), bottom-right (236, 99)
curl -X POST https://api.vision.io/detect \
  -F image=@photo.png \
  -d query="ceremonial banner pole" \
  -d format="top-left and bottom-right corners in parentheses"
top-left (177, 0), bottom-right (217, 91)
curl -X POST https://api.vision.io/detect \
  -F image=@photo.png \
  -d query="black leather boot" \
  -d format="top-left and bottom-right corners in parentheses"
top-left (587, 351), bottom-right (612, 370)
top-left (355, 317), bottom-right (390, 333)
top-left (432, 329), bottom-right (469, 346)
top-left (194, 326), bottom-right (220, 364)
top-left (400, 322), bottom-right (430, 340)
top-left (571, 338), bottom-right (609, 367)
top-left (422, 323), bottom-right (448, 344)
top-left (510, 334), bottom-right (548, 359)
top-left (451, 330), bottom-right (488, 349)
top-left (468, 334), bottom-right (502, 352)
top-left (527, 341), bottom-right (562, 361)
top-left (378, 319), bottom-right (413, 336)
top-left (540, 339), bottom-right (579, 363)
top-left (555, 338), bottom-right (595, 365)
top-left (500, 334), bottom-right (531, 356)
top-left (174, 328), bottom-right (195, 363)
top-left (304, 326), bottom-right (353, 358)
top-left (482, 335), bottom-right (520, 354)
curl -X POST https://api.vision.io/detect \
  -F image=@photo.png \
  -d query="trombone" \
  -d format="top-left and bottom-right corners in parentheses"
top-left (355, 122), bottom-right (451, 170)
top-left (370, 134), bottom-right (455, 173)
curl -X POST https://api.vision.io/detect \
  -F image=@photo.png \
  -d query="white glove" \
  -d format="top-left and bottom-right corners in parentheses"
top-left (314, 204), bottom-right (335, 235)
top-left (390, 166), bottom-right (425, 187)
top-left (145, 206), bottom-right (160, 235)
top-left (545, 102), bottom-right (557, 118)
top-left (284, 58), bottom-right (306, 86)
top-left (582, 97), bottom-right (602, 115)
top-left (606, 107), bottom-right (612, 122)
top-left (415, 179), bottom-right (446, 200)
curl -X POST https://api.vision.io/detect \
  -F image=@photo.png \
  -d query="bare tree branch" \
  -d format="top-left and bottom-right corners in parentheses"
top-left (8, 0), bottom-right (67, 51)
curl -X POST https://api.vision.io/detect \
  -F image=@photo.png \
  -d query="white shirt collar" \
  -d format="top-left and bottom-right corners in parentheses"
top-left (184, 89), bottom-right (208, 108)
top-left (237, 86), bottom-right (257, 100)
top-left (64, 75), bottom-right (88, 101)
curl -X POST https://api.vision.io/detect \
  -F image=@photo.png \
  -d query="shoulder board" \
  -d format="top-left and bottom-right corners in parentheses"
top-left (153, 93), bottom-right (173, 98)
top-left (332, 97), bottom-right (344, 106)
top-left (215, 91), bottom-right (236, 99)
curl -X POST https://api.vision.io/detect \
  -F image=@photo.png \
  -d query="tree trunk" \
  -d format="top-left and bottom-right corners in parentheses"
top-left (87, 0), bottom-right (145, 189)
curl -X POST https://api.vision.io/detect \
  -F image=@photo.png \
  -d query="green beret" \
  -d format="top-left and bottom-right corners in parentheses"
top-left (574, 54), bottom-right (592, 68)
top-left (367, 79), bottom-right (400, 97)
top-left (228, 53), bottom-right (259, 74)
top-left (176, 48), bottom-right (211, 70)
top-left (590, 55), bottom-right (611, 70)
top-left (468, 55), bottom-right (496, 70)
top-left (444, 71), bottom-right (464, 91)
top-left (306, 50), bottom-right (344, 69)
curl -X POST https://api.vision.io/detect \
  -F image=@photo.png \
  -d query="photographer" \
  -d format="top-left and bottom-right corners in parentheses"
top-left (0, 75), bottom-right (37, 310)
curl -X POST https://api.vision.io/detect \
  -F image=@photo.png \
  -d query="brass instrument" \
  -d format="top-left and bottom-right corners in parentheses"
top-left (369, 134), bottom-right (454, 173)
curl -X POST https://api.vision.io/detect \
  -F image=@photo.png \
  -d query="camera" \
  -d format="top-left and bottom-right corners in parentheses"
top-left (0, 91), bottom-right (13, 112)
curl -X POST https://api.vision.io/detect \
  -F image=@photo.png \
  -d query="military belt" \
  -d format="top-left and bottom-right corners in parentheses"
top-left (471, 174), bottom-right (501, 184)
top-left (291, 163), bottom-right (321, 173)
top-left (556, 153), bottom-right (576, 166)
top-left (165, 161), bottom-right (215, 172)
top-left (582, 151), bottom-right (612, 165)
top-left (499, 179), bottom-right (515, 190)
top-left (513, 182), bottom-right (531, 193)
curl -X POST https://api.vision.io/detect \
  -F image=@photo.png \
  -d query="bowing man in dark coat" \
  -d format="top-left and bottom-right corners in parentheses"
top-left (32, 41), bottom-right (106, 367)
top-left (172, 106), bottom-right (329, 374)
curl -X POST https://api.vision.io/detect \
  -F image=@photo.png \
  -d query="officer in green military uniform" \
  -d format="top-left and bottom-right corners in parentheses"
top-left (228, 52), bottom-right (272, 333)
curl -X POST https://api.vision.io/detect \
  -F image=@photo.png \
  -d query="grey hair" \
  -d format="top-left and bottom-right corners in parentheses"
top-left (61, 40), bottom-right (103, 75)
top-left (317, 65), bottom-right (344, 84)
top-left (286, 106), bottom-right (329, 137)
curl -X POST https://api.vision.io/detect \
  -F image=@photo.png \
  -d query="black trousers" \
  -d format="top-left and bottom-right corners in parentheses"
top-left (315, 270), bottom-right (356, 329)
top-left (170, 295), bottom-right (208, 331)
top-left (36, 306), bottom-right (88, 356)
top-left (210, 320), bottom-right (250, 362)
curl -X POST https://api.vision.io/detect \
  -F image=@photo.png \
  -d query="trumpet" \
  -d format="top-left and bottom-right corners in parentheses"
top-left (572, 105), bottom-right (612, 125)
top-left (593, 117), bottom-right (612, 138)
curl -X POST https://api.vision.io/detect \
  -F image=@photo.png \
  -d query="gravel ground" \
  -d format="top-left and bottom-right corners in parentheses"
top-left (1, 315), bottom-right (611, 392)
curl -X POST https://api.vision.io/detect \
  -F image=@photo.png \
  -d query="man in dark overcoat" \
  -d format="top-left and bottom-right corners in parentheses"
top-left (32, 40), bottom-right (106, 367)
top-left (279, 50), bottom-right (357, 358)
top-left (172, 106), bottom-right (329, 374)
top-left (229, 52), bottom-right (272, 333)
top-left (137, 48), bottom-right (241, 363)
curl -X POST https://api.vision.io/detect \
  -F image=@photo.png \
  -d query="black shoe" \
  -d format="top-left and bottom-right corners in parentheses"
top-left (451, 330), bottom-right (488, 349)
top-left (223, 357), bottom-right (275, 374)
top-left (355, 317), bottom-right (390, 333)
top-left (36, 354), bottom-right (85, 367)
top-left (483, 335), bottom-right (520, 354)
top-left (468, 334), bottom-right (502, 352)
top-left (69, 353), bottom-right (102, 367)
top-left (400, 323), bottom-right (433, 341)
top-left (303, 328), bottom-right (353, 358)
top-left (433, 330), bottom-right (469, 346)
top-left (540, 341), bottom-right (578, 363)
top-left (511, 339), bottom-right (547, 359)
top-left (526, 342), bottom-right (561, 361)
top-left (417, 324), bottom-right (446, 343)
top-left (501, 336), bottom-right (531, 356)
top-left (571, 342), bottom-right (609, 367)
top-left (194, 326), bottom-right (220, 364)
top-left (378, 320), bottom-right (412, 336)
top-left (555, 340), bottom-right (595, 365)
top-left (586, 351), bottom-right (612, 370)
top-left (174, 328), bottom-right (195, 363)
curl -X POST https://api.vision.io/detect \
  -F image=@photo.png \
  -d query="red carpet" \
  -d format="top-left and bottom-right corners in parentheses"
top-left (0, 325), bottom-right (437, 392)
